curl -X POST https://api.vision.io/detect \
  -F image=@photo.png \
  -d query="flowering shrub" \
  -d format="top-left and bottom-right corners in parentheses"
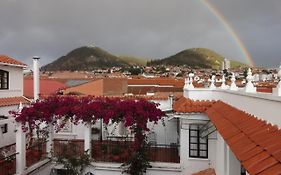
top-left (10, 96), bottom-right (165, 175)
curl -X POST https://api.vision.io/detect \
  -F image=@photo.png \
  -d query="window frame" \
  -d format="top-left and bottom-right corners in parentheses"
top-left (0, 69), bottom-right (9, 90)
top-left (189, 124), bottom-right (208, 159)
top-left (1, 124), bottom-right (8, 134)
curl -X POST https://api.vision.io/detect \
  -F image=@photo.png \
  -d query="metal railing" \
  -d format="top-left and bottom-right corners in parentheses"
top-left (92, 141), bottom-right (133, 163)
top-left (0, 152), bottom-right (17, 175)
top-left (147, 144), bottom-right (180, 163)
top-left (53, 139), bottom-right (85, 158)
top-left (26, 140), bottom-right (47, 168)
top-left (53, 139), bottom-right (180, 163)
top-left (92, 141), bottom-right (180, 163)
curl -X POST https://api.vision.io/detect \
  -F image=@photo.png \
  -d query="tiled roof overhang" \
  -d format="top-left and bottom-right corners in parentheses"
top-left (0, 96), bottom-right (30, 107)
top-left (173, 97), bottom-right (281, 174)
top-left (0, 55), bottom-right (27, 68)
top-left (206, 101), bottom-right (281, 175)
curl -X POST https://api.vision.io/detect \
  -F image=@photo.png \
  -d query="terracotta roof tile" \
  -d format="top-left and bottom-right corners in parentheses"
top-left (192, 168), bottom-right (216, 175)
top-left (0, 55), bottom-right (27, 67)
top-left (206, 101), bottom-right (281, 175)
top-left (173, 97), bottom-right (215, 113)
top-left (24, 79), bottom-right (66, 98)
top-left (0, 96), bottom-right (30, 107)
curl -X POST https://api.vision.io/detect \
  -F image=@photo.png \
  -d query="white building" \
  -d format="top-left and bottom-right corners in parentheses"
top-left (9, 67), bottom-right (281, 175)
top-left (222, 58), bottom-right (231, 70)
top-left (0, 55), bottom-right (29, 149)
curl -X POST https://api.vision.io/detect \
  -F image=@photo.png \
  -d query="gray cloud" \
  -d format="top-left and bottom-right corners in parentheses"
top-left (0, 0), bottom-right (280, 68)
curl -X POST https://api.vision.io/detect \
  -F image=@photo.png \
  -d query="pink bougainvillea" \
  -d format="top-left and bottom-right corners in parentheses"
top-left (10, 95), bottom-right (164, 145)
top-left (10, 96), bottom-right (165, 174)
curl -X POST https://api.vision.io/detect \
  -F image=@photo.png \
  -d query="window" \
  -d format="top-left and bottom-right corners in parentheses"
top-left (1, 124), bottom-right (8, 134)
top-left (189, 124), bottom-right (208, 158)
top-left (0, 70), bottom-right (9, 89)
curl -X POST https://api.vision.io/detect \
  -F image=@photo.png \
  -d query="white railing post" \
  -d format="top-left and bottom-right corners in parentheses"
top-left (84, 124), bottom-right (92, 156)
top-left (16, 123), bottom-right (26, 175)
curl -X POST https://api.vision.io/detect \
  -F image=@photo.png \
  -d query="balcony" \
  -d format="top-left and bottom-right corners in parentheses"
top-left (54, 139), bottom-right (180, 164)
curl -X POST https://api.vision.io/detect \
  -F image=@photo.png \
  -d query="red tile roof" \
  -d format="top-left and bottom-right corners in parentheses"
top-left (0, 97), bottom-right (30, 107)
top-left (192, 168), bottom-right (216, 175)
top-left (173, 97), bottom-right (281, 174)
top-left (173, 97), bottom-right (215, 113)
top-left (0, 55), bottom-right (27, 67)
top-left (206, 101), bottom-right (281, 175)
top-left (24, 79), bottom-right (66, 99)
top-left (128, 78), bottom-right (184, 88)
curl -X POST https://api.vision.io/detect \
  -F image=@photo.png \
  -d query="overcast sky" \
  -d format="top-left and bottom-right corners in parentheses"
top-left (0, 0), bottom-right (280, 68)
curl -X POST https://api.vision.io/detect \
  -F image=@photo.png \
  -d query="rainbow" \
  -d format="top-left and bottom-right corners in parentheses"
top-left (201, 0), bottom-right (255, 67)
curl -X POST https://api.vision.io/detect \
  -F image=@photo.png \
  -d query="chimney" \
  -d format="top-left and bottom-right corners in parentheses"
top-left (33, 56), bottom-right (40, 101)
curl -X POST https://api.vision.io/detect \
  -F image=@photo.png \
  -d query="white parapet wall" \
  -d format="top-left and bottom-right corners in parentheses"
top-left (184, 88), bottom-right (281, 128)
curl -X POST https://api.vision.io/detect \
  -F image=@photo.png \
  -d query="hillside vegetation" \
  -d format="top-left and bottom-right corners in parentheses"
top-left (42, 46), bottom-right (129, 71)
top-left (118, 55), bottom-right (148, 66)
top-left (148, 48), bottom-right (247, 69)
top-left (42, 46), bottom-right (247, 71)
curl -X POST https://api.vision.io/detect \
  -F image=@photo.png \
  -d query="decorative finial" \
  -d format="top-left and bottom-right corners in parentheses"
top-left (230, 73), bottom-right (238, 91)
top-left (245, 68), bottom-right (256, 93)
top-left (220, 74), bottom-right (228, 89)
top-left (188, 73), bottom-right (194, 89)
top-left (209, 75), bottom-right (216, 89)
top-left (184, 76), bottom-right (190, 90)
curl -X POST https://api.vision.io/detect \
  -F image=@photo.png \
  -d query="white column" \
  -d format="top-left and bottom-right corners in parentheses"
top-left (33, 56), bottom-right (40, 101)
top-left (46, 124), bottom-right (54, 157)
top-left (179, 122), bottom-right (189, 170)
top-left (226, 146), bottom-right (241, 175)
top-left (84, 124), bottom-right (92, 156)
top-left (16, 123), bottom-right (26, 175)
top-left (216, 134), bottom-right (227, 175)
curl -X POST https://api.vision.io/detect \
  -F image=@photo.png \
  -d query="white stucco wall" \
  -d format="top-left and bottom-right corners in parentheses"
top-left (185, 88), bottom-right (281, 128)
top-left (0, 65), bottom-right (24, 98)
top-left (179, 113), bottom-right (217, 175)
top-left (0, 105), bottom-right (20, 148)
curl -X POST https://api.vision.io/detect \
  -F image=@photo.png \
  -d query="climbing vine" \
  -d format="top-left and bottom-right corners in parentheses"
top-left (10, 96), bottom-right (165, 175)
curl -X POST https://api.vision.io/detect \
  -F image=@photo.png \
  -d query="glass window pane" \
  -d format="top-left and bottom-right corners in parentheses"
top-left (190, 131), bottom-right (197, 136)
top-left (190, 137), bottom-right (198, 143)
top-left (200, 151), bottom-right (207, 157)
top-left (200, 138), bottom-right (207, 143)
top-left (190, 150), bottom-right (198, 157)
top-left (200, 144), bottom-right (207, 150)
top-left (190, 144), bottom-right (198, 149)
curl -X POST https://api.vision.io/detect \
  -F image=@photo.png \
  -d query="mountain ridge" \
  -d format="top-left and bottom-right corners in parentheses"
top-left (42, 46), bottom-right (247, 71)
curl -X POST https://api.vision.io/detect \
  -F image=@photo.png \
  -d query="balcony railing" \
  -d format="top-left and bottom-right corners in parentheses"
top-left (0, 152), bottom-right (17, 175)
top-left (54, 139), bottom-right (180, 163)
top-left (147, 144), bottom-right (180, 163)
top-left (53, 139), bottom-right (85, 157)
top-left (26, 140), bottom-right (47, 168)
top-left (92, 141), bottom-right (133, 163)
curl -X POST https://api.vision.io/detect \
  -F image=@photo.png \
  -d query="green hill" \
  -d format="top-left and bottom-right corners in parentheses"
top-left (118, 55), bottom-right (148, 66)
top-left (42, 46), bottom-right (129, 71)
top-left (148, 48), bottom-right (247, 69)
